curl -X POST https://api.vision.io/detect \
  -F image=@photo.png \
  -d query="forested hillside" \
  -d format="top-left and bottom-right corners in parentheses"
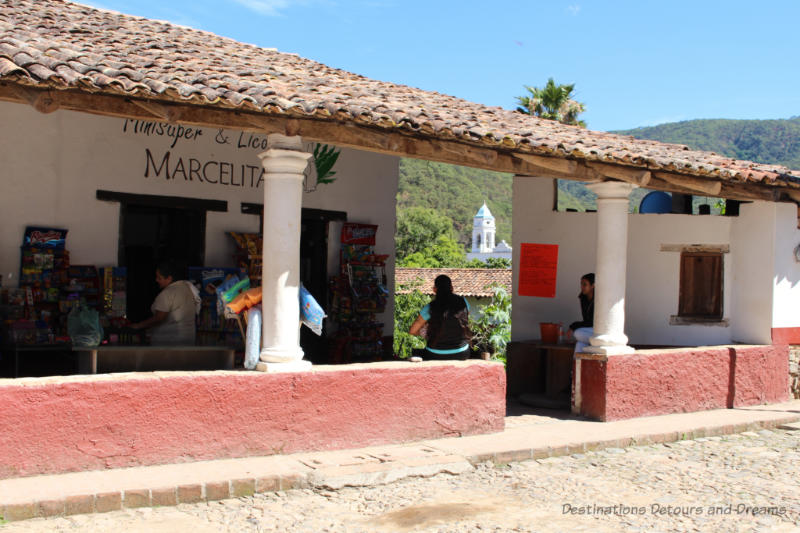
top-left (397, 117), bottom-right (800, 244)
top-left (615, 117), bottom-right (800, 170)
top-left (397, 159), bottom-right (512, 248)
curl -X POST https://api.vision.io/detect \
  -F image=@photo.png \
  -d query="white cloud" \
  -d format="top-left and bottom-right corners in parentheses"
top-left (230, 0), bottom-right (293, 16)
top-left (567, 5), bottom-right (581, 15)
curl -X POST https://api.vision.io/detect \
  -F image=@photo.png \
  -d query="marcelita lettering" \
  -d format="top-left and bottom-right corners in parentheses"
top-left (144, 149), bottom-right (264, 188)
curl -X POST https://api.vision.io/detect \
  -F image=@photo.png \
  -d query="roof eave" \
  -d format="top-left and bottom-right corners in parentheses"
top-left (1, 80), bottom-right (798, 204)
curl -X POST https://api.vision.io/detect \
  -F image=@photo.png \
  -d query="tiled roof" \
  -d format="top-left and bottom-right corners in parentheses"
top-left (396, 268), bottom-right (511, 298)
top-left (2, 0), bottom-right (799, 191)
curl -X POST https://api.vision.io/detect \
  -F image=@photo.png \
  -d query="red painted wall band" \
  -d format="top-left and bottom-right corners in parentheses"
top-left (0, 362), bottom-right (506, 479)
top-left (772, 327), bottom-right (800, 345)
top-left (579, 345), bottom-right (789, 421)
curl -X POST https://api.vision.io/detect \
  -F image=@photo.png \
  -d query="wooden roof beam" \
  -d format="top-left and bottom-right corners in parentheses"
top-left (586, 162), bottom-right (651, 186)
top-left (8, 86), bottom-right (59, 114)
top-left (653, 171), bottom-right (722, 196)
top-left (0, 83), bottom-right (795, 204)
top-left (513, 153), bottom-right (578, 174)
top-left (130, 99), bottom-right (174, 121)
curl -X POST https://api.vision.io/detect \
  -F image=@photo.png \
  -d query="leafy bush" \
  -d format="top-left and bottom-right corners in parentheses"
top-left (470, 285), bottom-right (512, 361)
top-left (392, 281), bottom-right (430, 359)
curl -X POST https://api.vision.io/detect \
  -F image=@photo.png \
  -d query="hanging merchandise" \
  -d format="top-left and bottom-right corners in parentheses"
top-left (299, 283), bottom-right (325, 336)
top-left (188, 267), bottom-right (246, 346)
top-left (244, 305), bottom-right (262, 370)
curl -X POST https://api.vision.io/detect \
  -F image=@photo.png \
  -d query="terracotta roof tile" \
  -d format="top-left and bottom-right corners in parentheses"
top-left (396, 268), bottom-right (511, 298)
top-left (2, 0), bottom-right (799, 188)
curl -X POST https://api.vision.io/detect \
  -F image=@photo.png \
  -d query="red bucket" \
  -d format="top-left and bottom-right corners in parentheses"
top-left (540, 322), bottom-right (560, 344)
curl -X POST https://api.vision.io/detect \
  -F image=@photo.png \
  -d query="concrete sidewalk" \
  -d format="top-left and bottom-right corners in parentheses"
top-left (2, 400), bottom-right (799, 522)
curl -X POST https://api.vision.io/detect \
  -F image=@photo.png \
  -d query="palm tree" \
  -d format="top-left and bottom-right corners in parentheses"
top-left (516, 78), bottom-right (586, 127)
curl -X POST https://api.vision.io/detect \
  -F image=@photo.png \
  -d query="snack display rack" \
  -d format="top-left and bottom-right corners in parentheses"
top-left (229, 232), bottom-right (262, 285)
top-left (3, 227), bottom-right (73, 345)
top-left (328, 223), bottom-right (388, 363)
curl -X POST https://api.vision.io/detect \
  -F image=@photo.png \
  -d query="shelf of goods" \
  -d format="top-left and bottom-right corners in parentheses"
top-left (328, 223), bottom-right (388, 363)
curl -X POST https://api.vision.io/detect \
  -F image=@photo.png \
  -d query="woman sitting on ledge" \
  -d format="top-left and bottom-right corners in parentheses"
top-left (569, 272), bottom-right (595, 354)
top-left (409, 274), bottom-right (471, 360)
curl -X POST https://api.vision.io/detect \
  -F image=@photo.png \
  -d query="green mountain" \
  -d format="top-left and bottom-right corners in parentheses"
top-left (398, 117), bottom-right (800, 243)
top-left (615, 117), bottom-right (800, 170)
top-left (397, 159), bottom-right (512, 248)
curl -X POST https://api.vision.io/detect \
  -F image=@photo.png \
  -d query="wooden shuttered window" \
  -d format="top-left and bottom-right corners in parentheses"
top-left (678, 252), bottom-right (723, 318)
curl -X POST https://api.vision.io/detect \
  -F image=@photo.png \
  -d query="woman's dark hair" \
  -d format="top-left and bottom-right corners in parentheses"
top-left (581, 273), bottom-right (595, 285)
top-left (156, 260), bottom-right (185, 281)
top-left (433, 275), bottom-right (454, 300)
top-left (426, 275), bottom-right (470, 345)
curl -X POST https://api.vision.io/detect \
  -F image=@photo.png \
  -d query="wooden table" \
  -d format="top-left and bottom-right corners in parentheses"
top-left (72, 345), bottom-right (235, 374)
top-left (506, 340), bottom-right (575, 403)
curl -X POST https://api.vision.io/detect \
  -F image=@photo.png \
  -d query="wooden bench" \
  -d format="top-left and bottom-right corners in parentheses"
top-left (73, 345), bottom-right (235, 374)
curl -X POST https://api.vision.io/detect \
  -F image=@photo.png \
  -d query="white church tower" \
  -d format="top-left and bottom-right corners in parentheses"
top-left (466, 202), bottom-right (512, 263)
top-left (471, 202), bottom-right (495, 253)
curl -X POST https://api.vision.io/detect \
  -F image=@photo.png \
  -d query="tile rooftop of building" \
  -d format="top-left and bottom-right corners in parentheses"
top-left (396, 268), bottom-right (511, 298)
top-left (2, 0), bottom-right (799, 191)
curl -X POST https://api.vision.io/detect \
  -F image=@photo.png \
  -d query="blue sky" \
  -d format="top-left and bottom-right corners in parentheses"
top-left (83, 0), bottom-right (800, 132)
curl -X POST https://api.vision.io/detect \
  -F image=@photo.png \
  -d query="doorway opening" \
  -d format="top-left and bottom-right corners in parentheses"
top-left (119, 204), bottom-right (205, 322)
top-left (97, 190), bottom-right (227, 322)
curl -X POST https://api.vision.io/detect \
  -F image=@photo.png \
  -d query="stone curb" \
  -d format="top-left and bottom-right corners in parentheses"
top-left (461, 414), bottom-right (800, 466)
top-left (0, 473), bottom-right (305, 523)
top-left (1, 412), bottom-right (799, 523)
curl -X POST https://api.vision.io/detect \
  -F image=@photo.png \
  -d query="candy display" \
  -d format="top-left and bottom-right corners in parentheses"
top-left (229, 232), bottom-right (262, 284)
top-left (0, 227), bottom-right (141, 351)
top-left (100, 267), bottom-right (127, 318)
top-left (328, 222), bottom-right (387, 363)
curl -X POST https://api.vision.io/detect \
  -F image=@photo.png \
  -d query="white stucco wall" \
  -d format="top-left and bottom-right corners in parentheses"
top-left (0, 101), bottom-right (398, 333)
top-left (730, 202), bottom-right (776, 344)
top-left (771, 203), bottom-right (800, 329)
top-left (512, 176), bottom-right (793, 346)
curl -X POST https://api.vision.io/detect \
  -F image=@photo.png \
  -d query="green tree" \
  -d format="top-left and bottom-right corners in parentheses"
top-left (395, 207), bottom-right (457, 263)
top-left (516, 78), bottom-right (586, 127)
top-left (465, 257), bottom-right (512, 269)
top-left (398, 234), bottom-right (467, 268)
top-left (393, 281), bottom-right (430, 358)
top-left (397, 161), bottom-right (513, 248)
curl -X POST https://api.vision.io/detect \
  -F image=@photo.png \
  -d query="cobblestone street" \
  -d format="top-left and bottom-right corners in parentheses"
top-left (4, 425), bottom-right (799, 533)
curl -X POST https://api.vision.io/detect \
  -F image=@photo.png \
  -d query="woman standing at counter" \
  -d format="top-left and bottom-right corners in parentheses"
top-left (131, 261), bottom-right (200, 345)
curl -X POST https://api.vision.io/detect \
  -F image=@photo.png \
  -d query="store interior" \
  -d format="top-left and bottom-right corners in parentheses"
top-left (0, 197), bottom-right (391, 377)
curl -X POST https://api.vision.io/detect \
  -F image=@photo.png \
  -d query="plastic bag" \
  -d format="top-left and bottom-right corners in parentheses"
top-left (244, 305), bottom-right (262, 370)
top-left (67, 306), bottom-right (104, 347)
top-left (299, 283), bottom-right (325, 336)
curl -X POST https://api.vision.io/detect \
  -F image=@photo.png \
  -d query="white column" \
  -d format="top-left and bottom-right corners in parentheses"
top-left (583, 181), bottom-right (637, 355)
top-left (256, 134), bottom-right (312, 372)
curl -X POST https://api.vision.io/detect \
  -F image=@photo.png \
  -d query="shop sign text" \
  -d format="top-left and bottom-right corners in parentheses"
top-left (144, 149), bottom-right (265, 188)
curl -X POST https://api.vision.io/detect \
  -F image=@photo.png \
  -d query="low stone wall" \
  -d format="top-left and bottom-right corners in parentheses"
top-left (0, 360), bottom-right (506, 479)
top-left (578, 345), bottom-right (789, 421)
top-left (790, 346), bottom-right (800, 399)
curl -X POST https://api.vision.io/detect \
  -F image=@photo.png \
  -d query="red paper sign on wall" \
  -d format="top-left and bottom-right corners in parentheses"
top-left (518, 243), bottom-right (559, 297)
